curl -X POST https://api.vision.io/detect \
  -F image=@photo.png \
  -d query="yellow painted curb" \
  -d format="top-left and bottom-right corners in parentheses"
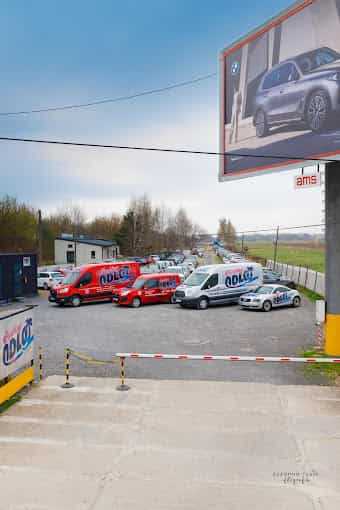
top-left (0, 367), bottom-right (34, 406)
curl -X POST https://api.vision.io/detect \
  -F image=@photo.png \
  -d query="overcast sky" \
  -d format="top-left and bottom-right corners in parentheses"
top-left (0, 0), bottom-right (323, 234)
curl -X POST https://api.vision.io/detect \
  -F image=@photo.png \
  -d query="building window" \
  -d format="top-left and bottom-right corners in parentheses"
top-left (68, 244), bottom-right (73, 248)
top-left (67, 251), bottom-right (75, 263)
top-left (91, 250), bottom-right (96, 259)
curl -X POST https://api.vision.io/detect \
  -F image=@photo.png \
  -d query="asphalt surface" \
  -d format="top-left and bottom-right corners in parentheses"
top-left (30, 252), bottom-right (325, 385)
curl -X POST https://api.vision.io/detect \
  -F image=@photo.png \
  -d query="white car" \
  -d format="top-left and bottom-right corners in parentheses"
top-left (239, 284), bottom-right (301, 312)
top-left (38, 271), bottom-right (64, 290)
top-left (166, 266), bottom-right (188, 282)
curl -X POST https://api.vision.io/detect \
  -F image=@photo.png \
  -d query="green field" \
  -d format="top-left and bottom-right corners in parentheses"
top-left (245, 243), bottom-right (325, 273)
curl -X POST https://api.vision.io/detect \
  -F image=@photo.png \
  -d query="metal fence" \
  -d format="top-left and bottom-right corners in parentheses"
top-left (267, 260), bottom-right (325, 296)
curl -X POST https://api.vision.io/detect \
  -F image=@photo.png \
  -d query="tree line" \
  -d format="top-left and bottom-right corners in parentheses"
top-left (0, 195), bottom-right (206, 263)
top-left (217, 217), bottom-right (237, 248)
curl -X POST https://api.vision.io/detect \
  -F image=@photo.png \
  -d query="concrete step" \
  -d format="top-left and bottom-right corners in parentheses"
top-left (1, 375), bottom-right (340, 509)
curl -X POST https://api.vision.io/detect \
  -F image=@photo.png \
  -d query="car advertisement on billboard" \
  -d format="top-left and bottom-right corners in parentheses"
top-left (220, 0), bottom-right (340, 181)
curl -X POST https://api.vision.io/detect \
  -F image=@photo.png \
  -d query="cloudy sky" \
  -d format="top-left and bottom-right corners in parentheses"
top-left (1, 0), bottom-right (323, 234)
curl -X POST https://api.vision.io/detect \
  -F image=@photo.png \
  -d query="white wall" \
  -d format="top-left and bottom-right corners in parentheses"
top-left (54, 240), bottom-right (118, 266)
top-left (76, 243), bottom-right (102, 265)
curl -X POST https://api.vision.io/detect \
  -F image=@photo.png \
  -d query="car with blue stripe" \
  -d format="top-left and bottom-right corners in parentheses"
top-left (239, 284), bottom-right (301, 312)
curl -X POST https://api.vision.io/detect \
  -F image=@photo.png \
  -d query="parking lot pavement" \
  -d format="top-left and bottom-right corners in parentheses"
top-left (32, 287), bottom-right (324, 385)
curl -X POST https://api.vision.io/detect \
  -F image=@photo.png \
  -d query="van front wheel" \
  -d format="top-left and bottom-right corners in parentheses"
top-left (71, 295), bottom-right (81, 307)
top-left (131, 297), bottom-right (141, 308)
top-left (197, 297), bottom-right (209, 310)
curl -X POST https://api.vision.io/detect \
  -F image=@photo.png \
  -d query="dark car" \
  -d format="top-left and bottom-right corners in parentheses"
top-left (253, 47), bottom-right (340, 137)
top-left (263, 271), bottom-right (296, 290)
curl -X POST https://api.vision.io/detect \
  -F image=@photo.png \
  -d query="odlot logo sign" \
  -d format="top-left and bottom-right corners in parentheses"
top-left (99, 266), bottom-right (135, 286)
top-left (224, 266), bottom-right (258, 288)
top-left (0, 310), bottom-right (35, 379)
top-left (2, 318), bottom-right (33, 366)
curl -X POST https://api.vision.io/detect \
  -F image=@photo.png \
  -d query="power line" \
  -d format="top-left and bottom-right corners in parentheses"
top-left (238, 223), bottom-right (325, 235)
top-left (0, 135), bottom-right (338, 163)
top-left (199, 223), bottom-right (325, 238)
top-left (0, 72), bottom-right (217, 116)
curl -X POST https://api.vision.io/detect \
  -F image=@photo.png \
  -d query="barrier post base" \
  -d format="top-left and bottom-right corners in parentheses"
top-left (116, 384), bottom-right (130, 392)
top-left (61, 382), bottom-right (74, 389)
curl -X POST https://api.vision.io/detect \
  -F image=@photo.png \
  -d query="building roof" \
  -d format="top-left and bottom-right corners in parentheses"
top-left (56, 236), bottom-right (117, 247)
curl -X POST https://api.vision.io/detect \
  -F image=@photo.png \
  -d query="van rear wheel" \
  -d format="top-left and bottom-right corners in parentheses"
top-left (71, 295), bottom-right (81, 307)
top-left (197, 297), bottom-right (209, 310)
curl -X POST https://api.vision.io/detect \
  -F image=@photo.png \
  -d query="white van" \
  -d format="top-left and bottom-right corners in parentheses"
top-left (173, 263), bottom-right (263, 310)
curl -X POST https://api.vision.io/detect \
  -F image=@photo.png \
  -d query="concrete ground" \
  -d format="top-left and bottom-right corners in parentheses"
top-left (1, 375), bottom-right (340, 509)
top-left (32, 288), bottom-right (322, 385)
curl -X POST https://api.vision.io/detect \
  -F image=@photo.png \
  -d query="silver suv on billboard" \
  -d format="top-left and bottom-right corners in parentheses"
top-left (253, 47), bottom-right (340, 137)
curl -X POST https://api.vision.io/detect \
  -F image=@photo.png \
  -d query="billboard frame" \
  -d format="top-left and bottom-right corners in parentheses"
top-left (219, 0), bottom-right (340, 182)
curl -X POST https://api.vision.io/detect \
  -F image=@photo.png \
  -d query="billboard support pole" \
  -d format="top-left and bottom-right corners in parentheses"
top-left (325, 162), bottom-right (340, 355)
top-left (273, 226), bottom-right (279, 271)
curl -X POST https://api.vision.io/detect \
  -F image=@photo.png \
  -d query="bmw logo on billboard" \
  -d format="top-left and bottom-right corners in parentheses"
top-left (231, 61), bottom-right (240, 76)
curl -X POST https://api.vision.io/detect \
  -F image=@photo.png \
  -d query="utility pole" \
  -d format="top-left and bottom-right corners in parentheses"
top-left (273, 226), bottom-right (279, 271)
top-left (37, 209), bottom-right (43, 264)
top-left (73, 227), bottom-right (78, 267)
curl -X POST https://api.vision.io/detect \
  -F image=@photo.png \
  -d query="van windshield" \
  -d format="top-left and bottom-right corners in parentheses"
top-left (184, 272), bottom-right (208, 287)
top-left (132, 278), bottom-right (146, 289)
top-left (63, 271), bottom-right (80, 285)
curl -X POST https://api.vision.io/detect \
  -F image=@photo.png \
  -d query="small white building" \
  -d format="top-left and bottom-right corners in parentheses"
top-left (55, 235), bottom-right (120, 266)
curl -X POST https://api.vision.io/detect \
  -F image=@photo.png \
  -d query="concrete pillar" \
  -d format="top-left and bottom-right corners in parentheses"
top-left (325, 162), bottom-right (340, 355)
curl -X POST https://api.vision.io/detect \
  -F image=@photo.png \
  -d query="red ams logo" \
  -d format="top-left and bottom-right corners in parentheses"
top-left (295, 174), bottom-right (320, 189)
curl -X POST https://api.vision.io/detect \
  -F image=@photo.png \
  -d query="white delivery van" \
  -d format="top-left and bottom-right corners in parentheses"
top-left (173, 263), bottom-right (263, 310)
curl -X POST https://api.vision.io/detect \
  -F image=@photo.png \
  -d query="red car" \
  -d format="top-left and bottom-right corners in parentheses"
top-left (112, 273), bottom-right (181, 307)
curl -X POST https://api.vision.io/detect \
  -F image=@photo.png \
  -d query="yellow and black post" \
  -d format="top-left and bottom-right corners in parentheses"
top-left (325, 163), bottom-right (340, 355)
top-left (116, 356), bottom-right (130, 391)
top-left (61, 348), bottom-right (74, 388)
top-left (39, 346), bottom-right (43, 382)
top-left (30, 358), bottom-right (34, 386)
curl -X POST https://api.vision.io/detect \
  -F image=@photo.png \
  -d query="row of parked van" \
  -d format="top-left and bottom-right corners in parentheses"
top-left (47, 251), bottom-right (198, 308)
top-left (48, 254), bottom-right (266, 311)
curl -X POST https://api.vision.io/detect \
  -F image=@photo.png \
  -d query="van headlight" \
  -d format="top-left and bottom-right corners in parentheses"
top-left (185, 288), bottom-right (194, 296)
top-left (58, 287), bottom-right (69, 294)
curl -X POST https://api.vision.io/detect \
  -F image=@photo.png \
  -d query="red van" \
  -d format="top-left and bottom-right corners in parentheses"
top-left (49, 261), bottom-right (140, 307)
top-left (112, 272), bottom-right (181, 307)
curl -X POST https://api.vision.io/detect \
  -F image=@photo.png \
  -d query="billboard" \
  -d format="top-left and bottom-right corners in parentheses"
top-left (0, 307), bottom-right (35, 380)
top-left (219, 0), bottom-right (340, 181)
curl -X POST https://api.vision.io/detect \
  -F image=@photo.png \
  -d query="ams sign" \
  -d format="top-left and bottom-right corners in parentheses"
top-left (294, 174), bottom-right (321, 190)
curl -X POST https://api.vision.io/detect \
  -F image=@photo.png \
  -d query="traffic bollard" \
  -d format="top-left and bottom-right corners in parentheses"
top-left (116, 356), bottom-right (130, 391)
top-left (61, 348), bottom-right (74, 388)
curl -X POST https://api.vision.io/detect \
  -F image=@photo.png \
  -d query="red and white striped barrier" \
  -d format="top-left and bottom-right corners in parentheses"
top-left (114, 352), bottom-right (340, 363)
